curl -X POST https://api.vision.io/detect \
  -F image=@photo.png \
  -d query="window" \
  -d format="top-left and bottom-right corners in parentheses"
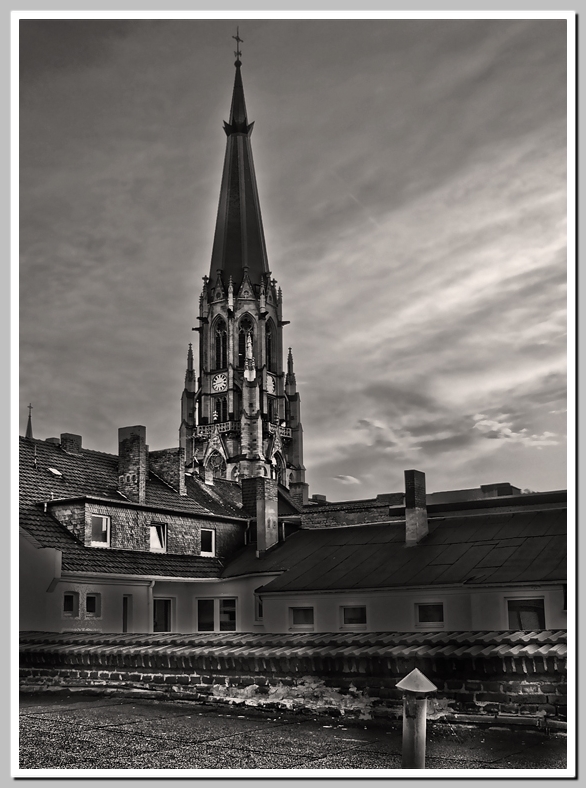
top-left (206, 452), bottom-right (226, 480)
top-left (508, 598), bottom-right (545, 630)
top-left (91, 515), bottom-right (110, 547)
top-left (196, 598), bottom-right (237, 632)
top-left (122, 595), bottom-right (132, 633)
top-left (63, 592), bottom-right (79, 618)
top-left (267, 397), bottom-right (277, 423)
top-left (153, 598), bottom-right (172, 632)
top-left (266, 319), bottom-right (276, 372)
top-left (342, 606), bottom-right (367, 629)
top-left (214, 397), bottom-right (228, 423)
top-left (416, 603), bottom-right (444, 628)
top-left (290, 607), bottom-right (314, 630)
top-left (255, 595), bottom-right (263, 622)
top-left (214, 318), bottom-right (227, 370)
top-left (201, 529), bottom-right (215, 557)
top-left (238, 316), bottom-right (254, 367)
top-left (150, 523), bottom-right (167, 553)
top-left (85, 593), bottom-right (101, 617)
top-left (219, 599), bottom-right (236, 631)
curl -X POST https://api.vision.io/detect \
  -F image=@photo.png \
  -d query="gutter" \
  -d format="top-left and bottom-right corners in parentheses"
top-left (60, 570), bottom-right (228, 584)
top-left (256, 579), bottom-right (567, 597)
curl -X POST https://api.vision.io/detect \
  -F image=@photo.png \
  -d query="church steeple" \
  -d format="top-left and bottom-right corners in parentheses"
top-left (181, 36), bottom-right (307, 500)
top-left (209, 48), bottom-right (269, 294)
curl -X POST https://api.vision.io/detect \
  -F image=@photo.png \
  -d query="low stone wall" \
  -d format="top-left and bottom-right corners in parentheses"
top-left (20, 631), bottom-right (567, 727)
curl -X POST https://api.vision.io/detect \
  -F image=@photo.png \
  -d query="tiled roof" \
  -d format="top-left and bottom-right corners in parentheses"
top-left (20, 630), bottom-right (567, 661)
top-left (223, 506), bottom-right (566, 590)
top-left (20, 437), bottom-right (246, 519)
top-left (19, 437), bottom-right (242, 578)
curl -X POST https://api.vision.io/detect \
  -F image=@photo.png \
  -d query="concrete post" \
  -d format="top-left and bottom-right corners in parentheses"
top-left (396, 667), bottom-right (437, 770)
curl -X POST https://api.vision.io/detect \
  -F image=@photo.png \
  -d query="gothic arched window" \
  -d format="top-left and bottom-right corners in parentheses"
top-left (238, 315), bottom-right (254, 367)
top-left (206, 451), bottom-right (226, 479)
top-left (214, 318), bottom-right (227, 370)
top-left (267, 396), bottom-right (277, 423)
top-left (271, 452), bottom-right (285, 485)
top-left (213, 397), bottom-right (228, 423)
top-left (266, 319), bottom-right (276, 373)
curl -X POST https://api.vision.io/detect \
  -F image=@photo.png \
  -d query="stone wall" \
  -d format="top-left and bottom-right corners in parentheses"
top-left (19, 631), bottom-right (567, 728)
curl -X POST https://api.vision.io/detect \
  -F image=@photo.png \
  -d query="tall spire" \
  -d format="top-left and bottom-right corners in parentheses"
top-left (209, 32), bottom-right (269, 293)
top-left (25, 403), bottom-right (33, 439)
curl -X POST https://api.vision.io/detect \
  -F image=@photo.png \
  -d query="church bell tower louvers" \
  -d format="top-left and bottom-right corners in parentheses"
top-left (180, 44), bottom-right (308, 505)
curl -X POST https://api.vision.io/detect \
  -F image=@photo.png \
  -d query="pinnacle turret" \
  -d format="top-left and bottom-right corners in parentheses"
top-left (25, 403), bottom-right (33, 439)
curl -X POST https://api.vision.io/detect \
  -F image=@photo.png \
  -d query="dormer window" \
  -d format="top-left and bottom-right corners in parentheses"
top-left (91, 515), bottom-right (110, 547)
top-left (150, 523), bottom-right (167, 553)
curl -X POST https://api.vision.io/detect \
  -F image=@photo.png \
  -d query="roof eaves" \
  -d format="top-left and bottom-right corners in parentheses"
top-left (44, 495), bottom-right (247, 523)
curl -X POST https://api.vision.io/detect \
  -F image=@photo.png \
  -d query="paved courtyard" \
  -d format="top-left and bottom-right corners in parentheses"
top-left (19, 693), bottom-right (568, 772)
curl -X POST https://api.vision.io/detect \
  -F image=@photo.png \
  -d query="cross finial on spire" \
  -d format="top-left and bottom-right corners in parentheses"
top-left (232, 27), bottom-right (243, 63)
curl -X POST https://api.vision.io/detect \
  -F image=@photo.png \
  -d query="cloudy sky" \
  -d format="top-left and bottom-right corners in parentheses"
top-left (19, 17), bottom-right (569, 500)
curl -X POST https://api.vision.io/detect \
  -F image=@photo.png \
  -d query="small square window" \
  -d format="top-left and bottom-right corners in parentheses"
top-left (508, 598), bottom-right (545, 630)
top-left (91, 515), bottom-right (110, 547)
top-left (63, 592), bottom-right (79, 618)
top-left (85, 593), bottom-right (101, 617)
top-left (150, 523), bottom-right (167, 553)
top-left (290, 607), bottom-right (314, 630)
top-left (416, 603), bottom-right (444, 628)
top-left (342, 606), bottom-right (367, 628)
top-left (201, 529), bottom-right (215, 557)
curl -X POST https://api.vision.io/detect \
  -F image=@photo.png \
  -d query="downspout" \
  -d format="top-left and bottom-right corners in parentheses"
top-left (147, 580), bottom-right (155, 633)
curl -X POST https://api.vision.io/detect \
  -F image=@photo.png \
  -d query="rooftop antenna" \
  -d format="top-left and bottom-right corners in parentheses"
top-left (232, 26), bottom-right (243, 63)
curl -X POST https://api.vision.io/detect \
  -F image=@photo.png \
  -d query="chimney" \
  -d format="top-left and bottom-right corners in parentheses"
top-left (405, 469), bottom-right (428, 545)
top-left (60, 433), bottom-right (82, 454)
top-left (149, 447), bottom-right (187, 496)
top-left (118, 426), bottom-right (147, 504)
top-left (241, 477), bottom-right (279, 556)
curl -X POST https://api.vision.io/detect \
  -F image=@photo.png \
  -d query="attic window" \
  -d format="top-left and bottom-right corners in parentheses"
top-left (47, 467), bottom-right (62, 477)
top-left (91, 515), bottom-right (110, 547)
top-left (201, 529), bottom-right (215, 557)
top-left (150, 523), bottom-right (167, 553)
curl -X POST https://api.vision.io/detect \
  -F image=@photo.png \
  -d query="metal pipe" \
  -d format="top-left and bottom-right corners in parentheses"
top-left (402, 693), bottom-right (428, 768)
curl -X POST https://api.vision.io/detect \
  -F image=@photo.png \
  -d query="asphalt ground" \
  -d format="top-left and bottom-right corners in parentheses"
top-left (18, 693), bottom-right (568, 772)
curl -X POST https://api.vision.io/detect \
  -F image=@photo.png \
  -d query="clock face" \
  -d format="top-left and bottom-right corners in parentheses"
top-left (212, 373), bottom-right (228, 392)
top-left (267, 375), bottom-right (276, 394)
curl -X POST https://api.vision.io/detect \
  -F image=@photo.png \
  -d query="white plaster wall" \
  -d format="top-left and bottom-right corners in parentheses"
top-left (153, 575), bottom-right (280, 633)
top-left (52, 579), bottom-right (152, 633)
top-left (261, 585), bottom-right (566, 633)
top-left (19, 536), bottom-right (57, 631)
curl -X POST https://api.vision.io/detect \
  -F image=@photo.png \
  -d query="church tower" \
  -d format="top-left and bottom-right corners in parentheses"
top-left (180, 43), bottom-right (307, 504)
